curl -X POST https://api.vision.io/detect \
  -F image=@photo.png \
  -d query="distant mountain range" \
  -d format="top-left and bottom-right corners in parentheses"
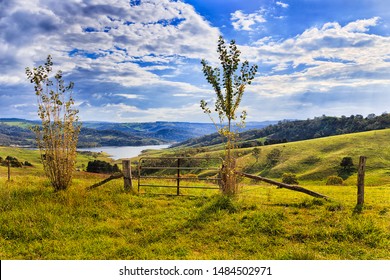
top-left (2, 114), bottom-right (389, 149)
top-left (0, 118), bottom-right (274, 148)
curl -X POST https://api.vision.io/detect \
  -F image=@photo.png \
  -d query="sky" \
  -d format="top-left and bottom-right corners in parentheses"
top-left (0, 0), bottom-right (389, 123)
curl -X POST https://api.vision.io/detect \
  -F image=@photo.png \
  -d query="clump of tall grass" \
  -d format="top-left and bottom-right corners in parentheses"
top-left (240, 211), bottom-right (286, 236)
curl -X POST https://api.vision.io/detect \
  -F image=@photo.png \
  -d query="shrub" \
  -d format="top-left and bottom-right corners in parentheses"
top-left (86, 160), bottom-right (120, 174)
top-left (326, 175), bottom-right (344, 185)
top-left (266, 148), bottom-right (282, 166)
top-left (1, 156), bottom-right (23, 168)
top-left (282, 173), bottom-right (299, 184)
top-left (252, 147), bottom-right (261, 162)
top-left (26, 55), bottom-right (81, 191)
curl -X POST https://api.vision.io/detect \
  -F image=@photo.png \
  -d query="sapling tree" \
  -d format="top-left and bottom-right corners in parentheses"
top-left (200, 36), bottom-right (257, 195)
top-left (26, 55), bottom-right (81, 191)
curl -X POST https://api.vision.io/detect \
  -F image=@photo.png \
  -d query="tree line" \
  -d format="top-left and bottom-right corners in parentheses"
top-left (176, 113), bottom-right (390, 148)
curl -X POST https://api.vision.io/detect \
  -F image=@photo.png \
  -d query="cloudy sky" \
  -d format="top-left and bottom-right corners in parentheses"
top-left (1, 0), bottom-right (389, 122)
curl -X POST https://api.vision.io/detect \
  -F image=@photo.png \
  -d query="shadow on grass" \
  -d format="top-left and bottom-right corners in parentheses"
top-left (271, 198), bottom-right (344, 212)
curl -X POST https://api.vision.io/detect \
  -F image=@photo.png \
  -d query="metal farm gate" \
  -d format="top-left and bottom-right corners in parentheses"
top-left (137, 157), bottom-right (223, 195)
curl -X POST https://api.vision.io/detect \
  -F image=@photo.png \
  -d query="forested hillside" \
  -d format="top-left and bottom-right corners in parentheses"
top-left (0, 122), bottom-right (163, 147)
top-left (0, 119), bottom-right (272, 147)
top-left (175, 113), bottom-right (390, 148)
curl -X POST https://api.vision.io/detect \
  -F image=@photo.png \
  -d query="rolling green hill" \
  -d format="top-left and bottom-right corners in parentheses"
top-left (144, 128), bottom-right (390, 187)
top-left (231, 129), bottom-right (390, 186)
top-left (174, 113), bottom-right (390, 148)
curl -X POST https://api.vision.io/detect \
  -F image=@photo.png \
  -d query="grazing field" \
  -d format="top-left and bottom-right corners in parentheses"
top-left (0, 174), bottom-right (389, 260)
top-left (0, 129), bottom-right (389, 260)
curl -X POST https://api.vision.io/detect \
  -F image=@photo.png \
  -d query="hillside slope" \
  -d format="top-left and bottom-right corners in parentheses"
top-left (233, 129), bottom-right (390, 186)
top-left (174, 113), bottom-right (390, 148)
top-left (155, 129), bottom-right (390, 186)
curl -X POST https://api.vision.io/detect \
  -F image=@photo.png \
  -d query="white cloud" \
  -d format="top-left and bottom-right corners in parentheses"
top-left (344, 17), bottom-right (380, 32)
top-left (79, 102), bottom-right (208, 122)
top-left (172, 93), bottom-right (194, 97)
top-left (244, 17), bottom-right (390, 98)
top-left (115, 93), bottom-right (145, 99)
top-left (276, 1), bottom-right (289, 8)
top-left (0, 0), bottom-right (220, 86)
top-left (231, 9), bottom-right (266, 31)
top-left (0, 0), bottom-right (221, 122)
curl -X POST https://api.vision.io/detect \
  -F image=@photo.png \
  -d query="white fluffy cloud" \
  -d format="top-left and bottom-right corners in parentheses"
top-left (233, 16), bottom-right (390, 120)
top-left (0, 0), bottom-right (221, 121)
top-left (231, 9), bottom-right (266, 31)
top-left (276, 1), bottom-right (289, 9)
top-left (1, 0), bottom-right (389, 122)
top-left (0, 0), bottom-right (220, 85)
top-left (243, 17), bottom-right (390, 97)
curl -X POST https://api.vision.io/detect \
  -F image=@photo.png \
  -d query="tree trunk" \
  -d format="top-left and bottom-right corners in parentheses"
top-left (86, 173), bottom-right (123, 190)
top-left (238, 172), bottom-right (330, 200)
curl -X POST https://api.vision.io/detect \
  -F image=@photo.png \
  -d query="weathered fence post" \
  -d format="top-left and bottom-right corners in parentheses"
top-left (122, 160), bottom-right (132, 192)
top-left (7, 160), bottom-right (10, 181)
top-left (357, 156), bottom-right (367, 206)
top-left (177, 158), bottom-right (181, 196)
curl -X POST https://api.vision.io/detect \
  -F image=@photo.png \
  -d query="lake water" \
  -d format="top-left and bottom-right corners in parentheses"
top-left (78, 144), bottom-right (171, 160)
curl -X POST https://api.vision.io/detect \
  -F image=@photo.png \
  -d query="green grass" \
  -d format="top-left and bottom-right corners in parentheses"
top-left (1, 121), bottom-right (33, 129)
top-left (0, 173), bottom-right (389, 260)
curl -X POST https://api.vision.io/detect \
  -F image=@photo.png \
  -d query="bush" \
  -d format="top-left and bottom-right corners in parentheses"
top-left (1, 156), bottom-right (23, 168)
top-left (282, 173), bottom-right (299, 184)
top-left (326, 175), bottom-right (344, 185)
top-left (87, 160), bottom-right (120, 174)
top-left (266, 148), bottom-right (282, 166)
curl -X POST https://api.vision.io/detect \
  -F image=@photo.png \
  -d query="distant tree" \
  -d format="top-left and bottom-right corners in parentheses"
top-left (252, 147), bottom-right (261, 163)
top-left (200, 36), bottom-right (257, 195)
top-left (3, 156), bottom-right (23, 167)
top-left (26, 55), bottom-right (81, 191)
top-left (340, 157), bottom-right (354, 171)
top-left (337, 156), bottom-right (355, 179)
top-left (87, 160), bottom-right (120, 174)
top-left (266, 148), bottom-right (282, 167)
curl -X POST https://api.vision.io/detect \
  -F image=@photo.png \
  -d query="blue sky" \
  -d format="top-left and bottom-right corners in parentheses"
top-left (0, 0), bottom-right (389, 122)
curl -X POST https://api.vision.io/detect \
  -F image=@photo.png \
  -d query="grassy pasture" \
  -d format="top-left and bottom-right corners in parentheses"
top-left (0, 173), bottom-right (389, 260)
top-left (0, 129), bottom-right (389, 259)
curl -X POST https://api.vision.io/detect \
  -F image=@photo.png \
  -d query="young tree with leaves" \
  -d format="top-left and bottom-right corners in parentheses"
top-left (200, 36), bottom-right (257, 195)
top-left (26, 55), bottom-right (81, 191)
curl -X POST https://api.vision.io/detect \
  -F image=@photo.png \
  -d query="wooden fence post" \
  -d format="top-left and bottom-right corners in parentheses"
top-left (7, 160), bottom-right (10, 181)
top-left (357, 156), bottom-right (367, 206)
top-left (122, 160), bottom-right (132, 192)
top-left (177, 158), bottom-right (181, 196)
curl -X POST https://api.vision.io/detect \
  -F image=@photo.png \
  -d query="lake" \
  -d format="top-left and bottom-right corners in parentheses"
top-left (77, 144), bottom-right (171, 160)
